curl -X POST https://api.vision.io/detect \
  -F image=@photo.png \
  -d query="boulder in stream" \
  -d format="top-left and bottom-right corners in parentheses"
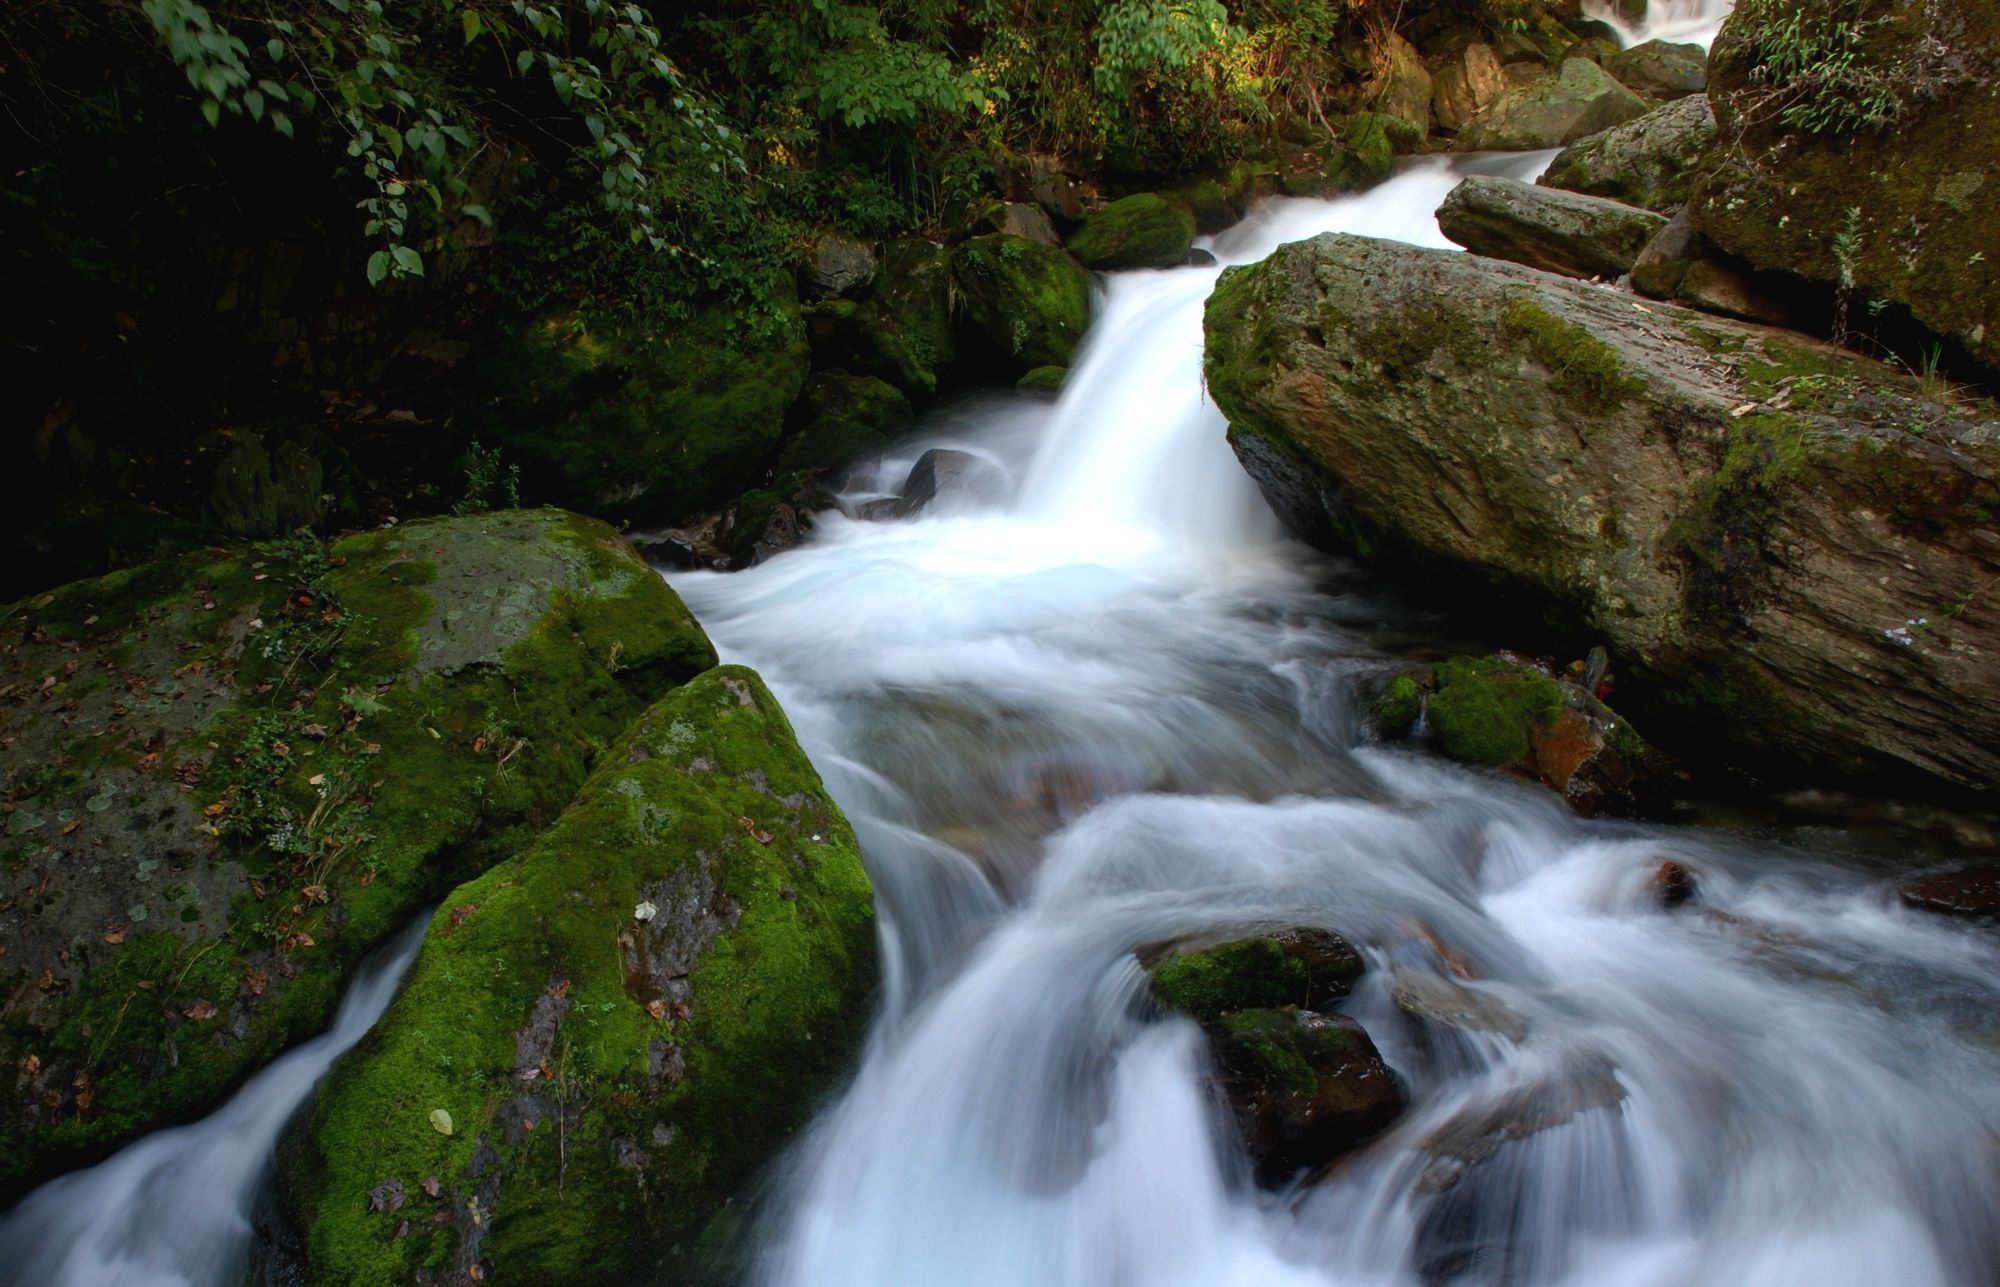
top-left (952, 234), bottom-right (1095, 372)
top-left (1204, 232), bottom-right (2000, 798)
top-left (1437, 175), bottom-right (1668, 280)
top-left (1064, 194), bottom-right (1197, 271)
top-left (1147, 931), bottom-right (1404, 1183)
top-left (1605, 39), bottom-right (1709, 101)
top-left (0, 509), bottom-right (716, 1200)
top-left (294, 666), bottom-right (876, 1284)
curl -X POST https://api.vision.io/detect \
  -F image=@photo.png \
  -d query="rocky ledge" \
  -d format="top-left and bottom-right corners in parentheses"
top-left (1204, 233), bottom-right (2000, 799)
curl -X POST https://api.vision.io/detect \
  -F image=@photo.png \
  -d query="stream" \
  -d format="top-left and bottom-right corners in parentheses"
top-left (669, 150), bottom-right (2000, 1287)
top-left (6, 3), bottom-right (1999, 1283)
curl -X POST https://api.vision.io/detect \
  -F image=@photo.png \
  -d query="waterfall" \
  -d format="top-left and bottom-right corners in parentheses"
top-left (1583, 0), bottom-right (1737, 48)
top-left (662, 148), bottom-right (2000, 1287)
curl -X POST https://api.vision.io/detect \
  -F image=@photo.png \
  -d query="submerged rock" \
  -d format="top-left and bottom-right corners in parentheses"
top-left (1437, 175), bottom-right (1667, 279)
top-left (0, 510), bottom-right (715, 1198)
top-left (1203, 232), bottom-right (2000, 798)
top-left (1147, 931), bottom-right (1403, 1183)
top-left (295, 666), bottom-right (875, 1284)
top-left (1065, 194), bottom-right (1197, 271)
top-left (892, 448), bottom-right (1008, 518)
top-left (1899, 866), bottom-right (2000, 921)
top-left (1457, 58), bottom-right (1650, 151)
top-left (1541, 94), bottom-right (1716, 213)
top-left (952, 234), bottom-right (1094, 372)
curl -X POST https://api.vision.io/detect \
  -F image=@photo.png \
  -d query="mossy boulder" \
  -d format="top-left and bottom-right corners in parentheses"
top-left (1541, 93), bottom-right (1717, 213)
top-left (806, 240), bottom-right (960, 400)
top-left (1017, 365), bottom-right (1068, 393)
top-left (295, 666), bottom-right (875, 1284)
top-left (1605, 39), bottom-right (1709, 101)
top-left (1457, 57), bottom-right (1650, 151)
top-left (1277, 116), bottom-right (1395, 197)
top-left (951, 234), bottom-right (1094, 372)
top-left (1691, 0), bottom-right (2000, 371)
top-left (0, 509), bottom-right (715, 1199)
top-left (1147, 930), bottom-right (1399, 1185)
top-left (465, 289), bottom-right (810, 526)
top-left (1204, 232), bottom-right (2000, 798)
top-left (1064, 194), bottom-right (1198, 271)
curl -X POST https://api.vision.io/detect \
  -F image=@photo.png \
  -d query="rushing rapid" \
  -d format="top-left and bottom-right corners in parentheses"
top-left (1585, 0), bottom-right (1737, 48)
top-left (670, 154), bottom-right (2000, 1286)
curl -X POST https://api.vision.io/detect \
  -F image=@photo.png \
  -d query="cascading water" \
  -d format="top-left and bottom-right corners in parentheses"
top-left (670, 154), bottom-right (2000, 1285)
top-left (0, 915), bottom-right (427, 1286)
top-left (1584, 0), bottom-right (1737, 48)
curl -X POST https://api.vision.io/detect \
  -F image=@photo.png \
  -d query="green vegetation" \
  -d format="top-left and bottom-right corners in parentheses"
top-left (1504, 297), bottom-right (1647, 415)
top-left (1733, 0), bottom-right (1900, 135)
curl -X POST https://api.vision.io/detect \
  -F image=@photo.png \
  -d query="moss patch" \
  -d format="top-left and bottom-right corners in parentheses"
top-left (1065, 194), bottom-right (1197, 271)
top-left (952, 234), bottom-right (1094, 372)
top-left (1427, 656), bottom-right (1564, 767)
top-left (1504, 296), bottom-right (1647, 415)
top-left (297, 666), bottom-right (875, 1284)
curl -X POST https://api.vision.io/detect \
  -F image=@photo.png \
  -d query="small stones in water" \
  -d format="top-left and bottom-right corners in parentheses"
top-left (1651, 860), bottom-right (1698, 909)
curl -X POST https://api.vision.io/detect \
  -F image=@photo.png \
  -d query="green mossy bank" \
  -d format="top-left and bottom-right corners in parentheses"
top-left (0, 509), bottom-right (713, 1199)
top-left (294, 666), bottom-right (876, 1284)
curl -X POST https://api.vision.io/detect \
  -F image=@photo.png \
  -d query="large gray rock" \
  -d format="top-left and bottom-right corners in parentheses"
top-left (1437, 175), bottom-right (1667, 279)
top-left (806, 231), bottom-right (878, 297)
top-left (1203, 232), bottom-right (2000, 797)
top-left (1368, 31), bottom-right (1435, 134)
top-left (1457, 58), bottom-right (1651, 151)
top-left (1541, 94), bottom-right (1716, 213)
top-left (1606, 39), bottom-right (1709, 100)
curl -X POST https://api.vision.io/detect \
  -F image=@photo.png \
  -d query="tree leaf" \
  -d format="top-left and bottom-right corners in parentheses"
top-left (391, 245), bottom-right (425, 276)
top-left (429, 1108), bottom-right (454, 1136)
top-left (461, 10), bottom-right (483, 44)
top-left (366, 250), bottom-right (390, 286)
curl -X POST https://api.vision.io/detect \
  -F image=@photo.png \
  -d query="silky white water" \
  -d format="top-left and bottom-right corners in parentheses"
top-left (0, 916), bottom-right (427, 1286)
top-left (669, 152), bottom-right (2000, 1286)
top-left (1585, 0), bottom-right (1737, 48)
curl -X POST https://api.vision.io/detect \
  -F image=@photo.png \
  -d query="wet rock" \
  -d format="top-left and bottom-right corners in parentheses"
top-left (1541, 94), bottom-right (1716, 213)
top-left (780, 371), bottom-right (913, 477)
top-left (1691, 0), bottom-right (2000, 370)
top-left (1377, 655), bottom-right (1664, 817)
top-left (1149, 930), bottom-right (1365, 1021)
top-left (1184, 247), bottom-right (1218, 268)
top-left (1204, 231), bottom-right (2000, 799)
top-left (952, 234), bottom-right (1093, 372)
top-left (805, 231), bottom-right (878, 297)
top-left (1389, 970), bottom-right (1528, 1043)
top-left (1212, 1008), bottom-right (1407, 1184)
top-left (296, 667), bottom-right (876, 1284)
top-left (1899, 866), bottom-right (2000, 921)
top-left (892, 448), bottom-right (1007, 518)
top-left (0, 510), bottom-right (716, 1199)
top-left (1065, 194), bottom-right (1197, 271)
top-left (1651, 860), bottom-right (1699, 909)
top-left (1437, 175), bottom-right (1667, 280)
top-left (1457, 58), bottom-right (1650, 151)
top-left (1017, 365), bottom-right (1067, 393)
top-left (1415, 1058), bottom-right (1627, 1193)
top-left (1276, 115), bottom-right (1395, 197)
top-left (1606, 39), bottom-right (1708, 101)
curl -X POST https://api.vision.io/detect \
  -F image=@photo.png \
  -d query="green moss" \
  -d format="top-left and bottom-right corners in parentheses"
top-left (1427, 656), bottom-right (1563, 767)
top-left (462, 284), bottom-right (810, 526)
top-left (1017, 365), bottom-right (1068, 392)
top-left (952, 234), bottom-right (1094, 371)
top-left (1373, 673), bottom-right (1422, 735)
top-left (1065, 194), bottom-right (1198, 271)
top-left (1504, 296), bottom-right (1647, 414)
top-left (0, 510), bottom-right (714, 1199)
top-left (1153, 939), bottom-right (1308, 1022)
top-left (299, 666), bottom-right (875, 1284)
top-left (1217, 1010), bottom-right (1317, 1095)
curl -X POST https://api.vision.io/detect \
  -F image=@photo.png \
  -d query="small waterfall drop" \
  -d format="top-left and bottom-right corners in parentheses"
top-left (1583, 0), bottom-right (1737, 48)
